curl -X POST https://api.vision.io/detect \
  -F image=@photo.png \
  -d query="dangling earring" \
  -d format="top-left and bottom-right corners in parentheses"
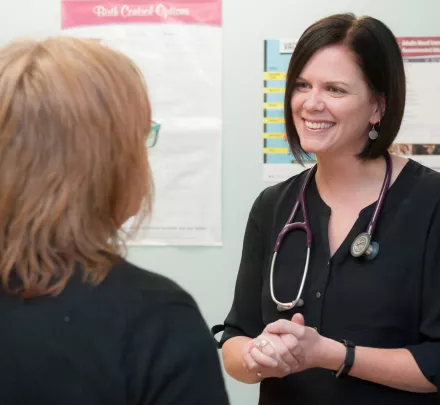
top-left (369, 121), bottom-right (380, 140)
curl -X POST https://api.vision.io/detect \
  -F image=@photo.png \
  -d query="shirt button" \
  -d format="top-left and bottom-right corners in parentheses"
top-left (316, 292), bottom-right (322, 298)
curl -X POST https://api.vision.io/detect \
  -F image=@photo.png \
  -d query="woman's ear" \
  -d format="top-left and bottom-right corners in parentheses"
top-left (371, 94), bottom-right (385, 124)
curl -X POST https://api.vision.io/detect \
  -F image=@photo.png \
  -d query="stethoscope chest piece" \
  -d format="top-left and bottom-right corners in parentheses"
top-left (350, 232), bottom-right (379, 260)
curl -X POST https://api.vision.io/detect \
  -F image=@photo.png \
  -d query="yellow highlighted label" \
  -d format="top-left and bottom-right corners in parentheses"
top-left (264, 102), bottom-right (283, 109)
top-left (264, 117), bottom-right (285, 124)
top-left (264, 132), bottom-right (285, 139)
top-left (264, 148), bottom-right (290, 154)
top-left (264, 72), bottom-right (286, 80)
top-left (264, 87), bottom-right (285, 93)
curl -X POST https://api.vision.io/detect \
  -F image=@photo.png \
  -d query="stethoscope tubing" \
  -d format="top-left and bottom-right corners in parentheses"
top-left (270, 153), bottom-right (392, 311)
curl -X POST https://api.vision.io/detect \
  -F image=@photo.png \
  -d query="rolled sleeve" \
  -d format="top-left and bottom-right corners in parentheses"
top-left (406, 200), bottom-right (440, 392)
top-left (406, 342), bottom-right (440, 390)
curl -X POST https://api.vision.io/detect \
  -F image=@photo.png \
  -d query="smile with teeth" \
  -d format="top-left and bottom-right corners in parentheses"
top-left (304, 120), bottom-right (335, 130)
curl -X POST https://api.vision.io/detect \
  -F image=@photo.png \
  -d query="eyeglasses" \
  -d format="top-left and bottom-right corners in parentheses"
top-left (146, 121), bottom-right (161, 148)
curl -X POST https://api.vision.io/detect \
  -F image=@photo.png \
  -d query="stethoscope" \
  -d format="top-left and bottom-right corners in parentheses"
top-left (270, 152), bottom-right (392, 312)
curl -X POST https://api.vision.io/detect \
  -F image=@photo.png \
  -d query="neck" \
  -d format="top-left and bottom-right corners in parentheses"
top-left (314, 152), bottom-right (387, 199)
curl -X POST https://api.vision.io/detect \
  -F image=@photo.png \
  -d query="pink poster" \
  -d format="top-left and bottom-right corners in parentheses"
top-left (62, 0), bottom-right (221, 28)
top-left (398, 37), bottom-right (440, 60)
top-left (395, 37), bottom-right (440, 170)
top-left (61, 0), bottom-right (223, 246)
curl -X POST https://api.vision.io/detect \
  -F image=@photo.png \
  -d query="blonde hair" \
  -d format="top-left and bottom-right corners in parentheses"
top-left (0, 36), bottom-right (153, 297)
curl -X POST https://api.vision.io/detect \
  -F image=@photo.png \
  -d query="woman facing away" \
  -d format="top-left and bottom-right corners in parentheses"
top-left (0, 36), bottom-right (229, 405)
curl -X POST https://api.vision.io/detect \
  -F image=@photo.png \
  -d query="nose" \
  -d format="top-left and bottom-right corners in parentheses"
top-left (303, 89), bottom-right (325, 112)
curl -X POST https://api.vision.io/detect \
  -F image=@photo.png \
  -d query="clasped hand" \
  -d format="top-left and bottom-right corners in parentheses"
top-left (242, 313), bottom-right (325, 380)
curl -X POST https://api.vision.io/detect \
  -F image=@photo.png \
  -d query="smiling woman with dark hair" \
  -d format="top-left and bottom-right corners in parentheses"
top-left (216, 13), bottom-right (440, 405)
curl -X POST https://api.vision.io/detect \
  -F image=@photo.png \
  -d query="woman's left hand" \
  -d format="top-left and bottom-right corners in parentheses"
top-left (266, 313), bottom-right (339, 372)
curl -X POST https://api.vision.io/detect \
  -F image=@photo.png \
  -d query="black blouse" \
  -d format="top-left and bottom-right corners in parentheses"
top-left (218, 159), bottom-right (440, 405)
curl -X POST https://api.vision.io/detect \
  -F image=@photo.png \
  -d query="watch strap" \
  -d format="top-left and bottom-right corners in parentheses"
top-left (335, 339), bottom-right (355, 378)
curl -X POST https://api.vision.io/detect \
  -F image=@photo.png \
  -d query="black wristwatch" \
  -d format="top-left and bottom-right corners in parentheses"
top-left (335, 339), bottom-right (355, 378)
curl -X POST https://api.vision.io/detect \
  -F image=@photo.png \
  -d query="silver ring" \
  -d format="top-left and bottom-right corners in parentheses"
top-left (258, 339), bottom-right (269, 349)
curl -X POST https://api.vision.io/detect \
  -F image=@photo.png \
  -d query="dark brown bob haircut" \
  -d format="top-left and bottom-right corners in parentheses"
top-left (284, 13), bottom-right (406, 164)
top-left (0, 37), bottom-right (153, 298)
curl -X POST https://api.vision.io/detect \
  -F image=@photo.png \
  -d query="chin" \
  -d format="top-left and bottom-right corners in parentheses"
top-left (298, 139), bottom-right (328, 155)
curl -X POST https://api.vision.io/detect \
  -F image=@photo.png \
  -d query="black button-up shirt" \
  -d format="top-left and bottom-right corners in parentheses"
top-left (220, 159), bottom-right (440, 404)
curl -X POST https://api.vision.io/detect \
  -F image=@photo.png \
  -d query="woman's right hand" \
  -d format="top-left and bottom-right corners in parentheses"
top-left (242, 331), bottom-right (300, 380)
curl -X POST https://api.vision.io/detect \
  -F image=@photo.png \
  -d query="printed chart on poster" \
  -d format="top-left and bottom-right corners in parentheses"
top-left (61, 0), bottom-right (222, 245)
top-left (392, 37), bottom-right (440, 169)
top-left (263, 39), bottom-right (310, 183)
top-left (262, 37), bottom-right (440, 183)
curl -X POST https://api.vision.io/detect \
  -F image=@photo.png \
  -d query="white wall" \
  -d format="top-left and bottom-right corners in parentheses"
top-left (0, 1), bottom-right (438, 404)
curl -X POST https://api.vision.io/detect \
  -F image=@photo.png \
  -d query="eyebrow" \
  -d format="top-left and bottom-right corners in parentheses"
top-left (297, 76), bottom-right (351, 87)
